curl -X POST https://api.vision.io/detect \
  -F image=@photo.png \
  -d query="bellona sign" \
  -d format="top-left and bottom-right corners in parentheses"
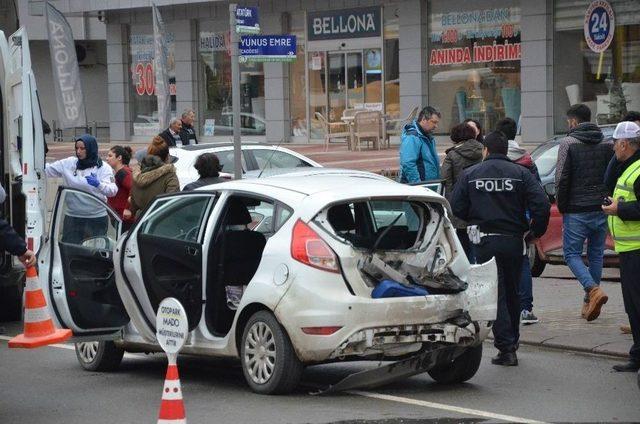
top-left (307, 7), bottom-right (381, 41)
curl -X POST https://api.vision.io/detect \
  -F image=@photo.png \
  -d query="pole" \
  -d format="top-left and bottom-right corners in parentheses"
top-left (229, 3), bottom-right (242, 180)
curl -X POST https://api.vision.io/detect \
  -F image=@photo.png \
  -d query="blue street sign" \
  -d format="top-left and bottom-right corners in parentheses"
top-left (236, 6), bottom-right (260, 34)
top-left (583, 1), bottom-right (615, 53)
top-left (239, 35), bottom-right (297, 62)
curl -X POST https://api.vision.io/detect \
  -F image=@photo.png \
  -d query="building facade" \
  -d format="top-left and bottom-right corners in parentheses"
top-left (25, 0), bottom-right (640, 145)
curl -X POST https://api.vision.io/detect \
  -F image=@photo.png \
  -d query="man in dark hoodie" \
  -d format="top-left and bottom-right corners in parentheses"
top-left (555, 104), bottom-right (614, 321)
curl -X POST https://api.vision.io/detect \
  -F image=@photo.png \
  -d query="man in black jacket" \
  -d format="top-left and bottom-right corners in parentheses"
top-left (179, 109), bottom-right (198, 146)
top-left (0, 219), bottom-right (36, 268)
top-left (451, 132), bottom-right (550, 366)
top-left (158, 118), bottom-right (183, 147)
top-left (555, 104), bottom-right (613, 321)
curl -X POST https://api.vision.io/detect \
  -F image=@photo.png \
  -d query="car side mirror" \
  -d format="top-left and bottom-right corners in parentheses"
top-left (544, 183), bottom-right (556, 203)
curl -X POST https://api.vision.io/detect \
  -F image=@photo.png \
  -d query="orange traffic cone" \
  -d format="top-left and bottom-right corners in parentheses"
top-left (8, 266), bottom-right (72, 348)
top-left (158, 356), bottom-right (187, 424)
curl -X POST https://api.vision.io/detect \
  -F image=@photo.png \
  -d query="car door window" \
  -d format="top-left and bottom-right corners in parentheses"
top-left (247, 200), bottom-right (277, 236)
top-left (252, 149), bottom-right (311, 170)
top-left (533, 144), bottom-right (560, 177)
top-left (214, 149), bottom-right (247, 174)
top-left (139, 195), bottom-right (213, 243)
top-left (56, 191), bottom-right (119, 249)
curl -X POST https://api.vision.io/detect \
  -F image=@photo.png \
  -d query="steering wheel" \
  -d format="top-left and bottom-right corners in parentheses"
top-left (183, 226), bottom-right (200, 241)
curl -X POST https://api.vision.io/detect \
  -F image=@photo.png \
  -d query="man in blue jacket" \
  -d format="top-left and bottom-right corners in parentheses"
top-left (399, 106), bottom-right (441, 183)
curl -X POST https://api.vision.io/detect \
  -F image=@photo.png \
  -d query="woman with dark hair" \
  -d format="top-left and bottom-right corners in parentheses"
top-left (125, 136), bottom-right (179, 220)
top-left (441, 122), bottom-right (484, 261)
top-left (106, 145), bottom-right (134, 227)
top-left (463, 118), bottom-right (484, 143)
top-left (183, 152), bottom-right (226, 191)
top-left (44, 134), bottom-right (118, 243)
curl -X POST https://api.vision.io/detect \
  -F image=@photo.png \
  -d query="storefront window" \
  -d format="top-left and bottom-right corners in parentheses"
top-left (384, 6), bottom-right (400, 119)
top-left (289, 12), bottom-right (307, 137)
top-left (129, 31), bottom-right (177, 136)
top-left (553, 0), bottom-right (640, 132)
top-left (198, 30), bottom-right (265, 137)
top-left (428, 1), bottom-right (522, 134)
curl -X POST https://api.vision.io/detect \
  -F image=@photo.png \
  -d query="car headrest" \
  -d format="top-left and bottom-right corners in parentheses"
top-left (328, 204), bottom-right (355, 232)
top-left (226, 199), bottom-right (252, 226)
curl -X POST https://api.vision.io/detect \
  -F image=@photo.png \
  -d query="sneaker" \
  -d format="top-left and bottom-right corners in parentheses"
top-left (621, 325), bottom-right (632, 334)
top-left (491, 351), bottom-right (518, 366)
top-left (583, 286), bottom-right (608, 321)
top-left (520, 310), bottom-right (539, 325)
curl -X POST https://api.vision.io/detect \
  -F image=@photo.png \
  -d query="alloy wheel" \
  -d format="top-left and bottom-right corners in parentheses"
top-left (244, 321), bottom-right (277, 384)
top-left (76, 341), bottom-right (99, 364)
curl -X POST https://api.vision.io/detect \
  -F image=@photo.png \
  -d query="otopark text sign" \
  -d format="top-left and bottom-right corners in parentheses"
top-left (239, 35), bottom-right (297, 62)
top-left (156, 298), bottom-right (188, 355)
top-left (584, 0), bottom-right (615, 53)
top-left (235, 6), bottom-right (260, 34)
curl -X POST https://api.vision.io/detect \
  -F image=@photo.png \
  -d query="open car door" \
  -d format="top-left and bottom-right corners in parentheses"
top-left (43, 187), bottom-right (129, 338)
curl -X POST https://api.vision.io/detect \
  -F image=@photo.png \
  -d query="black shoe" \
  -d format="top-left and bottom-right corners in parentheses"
top-left (491, 351), bottom-right (518, 366)
top-left (612, 361), bottom-right (640, 372)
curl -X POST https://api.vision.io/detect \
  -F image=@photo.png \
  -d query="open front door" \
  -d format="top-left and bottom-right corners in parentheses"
top-left (46, 187), bottom-right (129, 337)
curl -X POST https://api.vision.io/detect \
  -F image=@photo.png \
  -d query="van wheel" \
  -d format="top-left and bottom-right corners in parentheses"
top-left (427, 344), bottom-right (483, 384)
top-left (75, 341), bottom-right (124, 372)
top-left (528, 246), bottom-right (546, 277)
top-left (241, 310), bottom-right (303, 395)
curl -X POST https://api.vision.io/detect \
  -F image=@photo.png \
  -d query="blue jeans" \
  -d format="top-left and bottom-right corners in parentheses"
top-left (562, 212), bottom-right (608, 292)
top-left (519, 255), bottom-right (533, 312)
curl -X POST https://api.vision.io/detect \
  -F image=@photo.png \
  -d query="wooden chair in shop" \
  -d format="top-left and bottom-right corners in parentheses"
top-left (315, 112), bottom-right (351, 151)
top-left (384, 106), bottom-right (418, 148)
top-left (352, 111), bottom-right (382, 151)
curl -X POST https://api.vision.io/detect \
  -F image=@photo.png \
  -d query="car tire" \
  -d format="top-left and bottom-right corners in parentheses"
top-left (0, 285), bottom-right (23, 322)
top-left (529, 246), bottom-right (546, 278)
top-left (75, 341), bottom-right (124, 372)
top-left (427, 344), bottom-right (483, 384)
top-left (240, 310), bottom-right (303, 395)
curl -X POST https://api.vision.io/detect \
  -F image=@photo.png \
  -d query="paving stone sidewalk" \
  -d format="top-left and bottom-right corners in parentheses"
top-left (504, 264), bottom-right (632, 358)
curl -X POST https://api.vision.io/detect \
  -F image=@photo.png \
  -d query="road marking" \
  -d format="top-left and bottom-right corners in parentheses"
top-left (348, 390), bottom-right (546, 424)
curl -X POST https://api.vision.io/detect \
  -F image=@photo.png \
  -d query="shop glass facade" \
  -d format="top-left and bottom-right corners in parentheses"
top-left (198, 29), bottom-right (265, 137)
top-left (290, 12), bottom-right (307, 137)
top-left (428, 0), bottom-right (522, 135)
top-left (129, 30), bottom-right (177, 136)
top-left (553, 0), bottom-right (640, 132)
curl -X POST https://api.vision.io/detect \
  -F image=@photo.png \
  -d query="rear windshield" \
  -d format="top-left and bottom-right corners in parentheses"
top-left (323, 200), bottom-right (433, 250)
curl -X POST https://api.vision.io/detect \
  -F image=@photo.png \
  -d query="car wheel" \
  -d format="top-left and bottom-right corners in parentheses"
top-left (0, 285), bottom-right (23, 322)
top-left (240, 310), bottom-right (303, 395)
top-left (75, 341), bottom-right (124, 372)
top-left (427, 344), bottom-right (483, 384)
top-left (529, 245), bottom-right (546, 278)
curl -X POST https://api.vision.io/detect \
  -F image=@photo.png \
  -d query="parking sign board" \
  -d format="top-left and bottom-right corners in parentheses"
top-left (584, 1), bottom-right (615, 53)
top-left (156, 298), bottom-right (188, 354)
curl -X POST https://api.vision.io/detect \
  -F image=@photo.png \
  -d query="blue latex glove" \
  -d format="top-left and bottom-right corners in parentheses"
top-left (85, 173), bottom-right (100, 188)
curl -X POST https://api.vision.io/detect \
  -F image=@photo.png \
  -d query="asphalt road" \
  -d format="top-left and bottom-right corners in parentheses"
top-left (0, 330), bottom-right (637, 424)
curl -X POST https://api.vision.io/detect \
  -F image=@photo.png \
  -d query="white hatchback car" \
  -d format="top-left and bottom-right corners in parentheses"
top-left (170, 143), bottom-right (322, 188)
top-left (40, 171), bottom-right (497, 394)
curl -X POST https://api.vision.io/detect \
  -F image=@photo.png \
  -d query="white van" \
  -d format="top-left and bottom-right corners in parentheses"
top-left (0, 28), bottom-right (47, 320)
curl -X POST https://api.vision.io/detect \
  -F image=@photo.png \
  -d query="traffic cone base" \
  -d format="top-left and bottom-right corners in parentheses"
top-left (158, 363), bottom-right (187, 423)
top-left (8, 266), bottom-right (72, 349)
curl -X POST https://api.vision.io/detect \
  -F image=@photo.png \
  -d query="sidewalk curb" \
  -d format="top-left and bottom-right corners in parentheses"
top-left (487, 336), bottom-right (628, 359)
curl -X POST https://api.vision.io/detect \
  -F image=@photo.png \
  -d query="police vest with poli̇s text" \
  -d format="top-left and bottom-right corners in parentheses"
top-left (608, 158), bottom-right (640, 252)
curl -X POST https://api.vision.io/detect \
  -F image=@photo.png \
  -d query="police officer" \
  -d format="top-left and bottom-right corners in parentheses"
top-left (602, 121), bottom-right (640, 373)
top-left (451, 132), bottom-right (550, 366)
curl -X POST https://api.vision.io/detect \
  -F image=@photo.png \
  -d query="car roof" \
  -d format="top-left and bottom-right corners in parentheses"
top-left (242, 167), bottom-right (386, 179)
top-left (175, 142), bottom-right (274, 152)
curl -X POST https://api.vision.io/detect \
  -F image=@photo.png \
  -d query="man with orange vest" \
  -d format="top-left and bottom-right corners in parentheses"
top-left (603, 121), bottom-right (640, 372)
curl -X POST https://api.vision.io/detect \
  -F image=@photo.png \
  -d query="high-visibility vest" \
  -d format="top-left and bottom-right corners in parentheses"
top-left (608, 158), bottom-right (640, 252)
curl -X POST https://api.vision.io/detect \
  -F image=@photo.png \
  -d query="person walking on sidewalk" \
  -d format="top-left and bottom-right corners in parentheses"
top-left (451, 132), bottom-right (550, 366)
top-left (441, 122), bottom-right (483, 261)
top-left (497, 117), bottom-right (541, 325)
top-left (399, 106), bottom-right (441, 184)
top-left (555, 104), bottom-right (613, 321)
top-left (602, 121), bottom-right (640, 373)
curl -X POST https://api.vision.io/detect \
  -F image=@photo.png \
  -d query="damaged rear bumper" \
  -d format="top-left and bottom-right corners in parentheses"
top-left (275, 259), bottom-right (497, 363)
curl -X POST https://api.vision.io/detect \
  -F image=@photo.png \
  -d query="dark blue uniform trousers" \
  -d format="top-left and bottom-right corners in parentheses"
top-left (475, 235), bottom-right (524, 353)
top-left (619, 249), bottom-right (640, 363)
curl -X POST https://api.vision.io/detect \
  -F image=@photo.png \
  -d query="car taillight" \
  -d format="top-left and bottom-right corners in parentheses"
top-left (291, 219), bottom-right (340, 273)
